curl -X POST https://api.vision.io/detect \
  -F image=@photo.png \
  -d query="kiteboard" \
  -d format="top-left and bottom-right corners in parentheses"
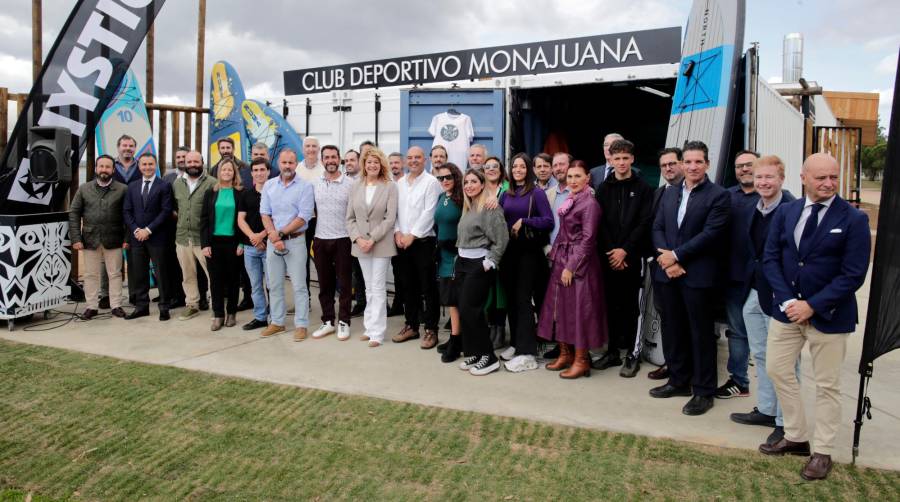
top-left (241, 99), bottom-right (304, 164)
top-left (665, 0), bottom-right (745, 184)
top-left (209, 61), bottom-right (250, 166)
top-left (96, 68), bottom-right (156, 159)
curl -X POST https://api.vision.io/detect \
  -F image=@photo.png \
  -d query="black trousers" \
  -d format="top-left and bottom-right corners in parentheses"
top-left (456, 257), bottom-right (494, 357)
top-left (305, 218), bottom-right (316, 289)
top-left (657, 280), bottom-right (718, 396)
top-left (352, 257), bottom-right (366, 305)
top-left (390, 255), bottom-right (405, 308)
top-left (128, 243), bottom-right (170, 311)
top-left (312, 237), bottom-right (353, 324)
top-left (397, 237), bottom-right (439, 331)
top-left (499, 241), bottom-right (545, 356)
top-left (207, 236), bottom-right (240, 317)
top-left (603, 263), bottom-right (642, 353)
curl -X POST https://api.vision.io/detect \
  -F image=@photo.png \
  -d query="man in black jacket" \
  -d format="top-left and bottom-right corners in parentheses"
top-left (593, 140), bottom-right (654, 375)
top-left (650, 141), bottom-right (731, 416)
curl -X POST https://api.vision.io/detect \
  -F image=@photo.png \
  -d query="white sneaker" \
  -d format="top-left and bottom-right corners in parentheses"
top-left (499, 346), bottom-right (516, 361)
top-left (504, 354), bottom-right (539, 373)
top-left (311, 321), bottom-right (335, 339)
top-left (337, 321), bottom-right (351, 341)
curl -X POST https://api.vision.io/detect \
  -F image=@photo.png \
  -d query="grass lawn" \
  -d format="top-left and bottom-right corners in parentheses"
top-left (861, 179), bottom-right (882, 190)
top-left (1, 340), bottom-right (898, 501)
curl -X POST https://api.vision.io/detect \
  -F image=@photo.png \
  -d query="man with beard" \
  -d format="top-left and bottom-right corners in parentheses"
top-left (172, 151), bottom-right (217, 320)
top-left (113, 134), bottom-right (141, 185)
top-left (467, 144), bottom-right (487, 170)
top-left (389, 152), bottom-right (405, 180)
top-left (431, 145), bottom-right (448, 171)
top-left (343, 149), bottom-right (361, 180)
top-left (259, 149), bottom-right (316, 340)
top-left (69, 155), bottom-right (128, 319)
top-left (310, 146), bottom-right (355, 340)
top-left (164, 146), bottom-right (190, 184)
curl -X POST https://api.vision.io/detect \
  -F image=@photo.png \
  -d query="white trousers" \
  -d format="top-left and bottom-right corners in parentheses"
top-left (358, 256), bottom-right (390, 342)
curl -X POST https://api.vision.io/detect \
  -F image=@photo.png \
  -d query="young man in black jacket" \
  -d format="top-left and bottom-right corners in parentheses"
top-left (593, 139), bottom-right (654, 375)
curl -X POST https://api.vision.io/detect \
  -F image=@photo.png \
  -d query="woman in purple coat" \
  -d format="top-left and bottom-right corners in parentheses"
top-left (537, 160), bottom-right (607, 379)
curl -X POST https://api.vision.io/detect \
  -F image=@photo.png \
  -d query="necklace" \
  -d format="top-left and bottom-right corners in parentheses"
top-left (443, 195), bottom-right (449, 206)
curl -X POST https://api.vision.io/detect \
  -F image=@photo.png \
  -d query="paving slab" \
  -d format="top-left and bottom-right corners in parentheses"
top-left (2, 270), bottom-right (897, 471)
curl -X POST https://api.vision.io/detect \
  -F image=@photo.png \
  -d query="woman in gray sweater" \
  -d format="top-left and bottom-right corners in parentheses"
top-left (456, 169), bottom-right (510, 376)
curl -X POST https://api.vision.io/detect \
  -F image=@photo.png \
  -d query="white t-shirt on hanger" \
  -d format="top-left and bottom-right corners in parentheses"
top-left (428, 112), bottom-right (474, 170)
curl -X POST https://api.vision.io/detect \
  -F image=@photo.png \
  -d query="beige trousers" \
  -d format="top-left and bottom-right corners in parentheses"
top-left (82, 246), bottom-right (123, 310)
top-left (176, 242), bottom-right (210, 308)
top-left (767, 319), bottom-right (849, 456)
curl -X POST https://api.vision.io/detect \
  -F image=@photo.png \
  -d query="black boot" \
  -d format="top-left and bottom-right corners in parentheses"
top-left (441, 335), bottom-right (462, 363)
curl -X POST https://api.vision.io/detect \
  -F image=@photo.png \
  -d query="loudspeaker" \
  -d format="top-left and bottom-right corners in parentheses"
top-left (28, 126), bottom-right (72, 183)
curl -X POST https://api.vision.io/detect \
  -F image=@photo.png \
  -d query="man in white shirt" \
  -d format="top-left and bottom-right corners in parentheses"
top-left (393, 146), bottom-right (443, 348)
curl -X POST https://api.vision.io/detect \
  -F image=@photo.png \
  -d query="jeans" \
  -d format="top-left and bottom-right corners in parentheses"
top-left (725, 282), bottom-right (750, 388)
top-left (358, 256), bottom-right (390, 342)
top-left (266, 236), bottom-right (309, 328)
top-left (243, 245), bottom-right (269, 322)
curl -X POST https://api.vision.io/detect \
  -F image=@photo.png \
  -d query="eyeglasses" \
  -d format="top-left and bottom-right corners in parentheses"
top-left (435, 174), bottom-right (454, 182)
top-left (484, 164), bottom-right (501, 170)
top-left (735, 162), bottom-right (755, 169)
top-left (659, 161), bottom-right (680, 168)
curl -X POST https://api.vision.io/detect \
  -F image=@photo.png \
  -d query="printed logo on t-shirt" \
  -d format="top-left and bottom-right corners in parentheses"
top-left (440, 124), bottom-right (460, 142)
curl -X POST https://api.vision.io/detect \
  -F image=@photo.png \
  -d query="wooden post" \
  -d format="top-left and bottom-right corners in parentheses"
top-left (32, 0), bottom-right (42, 82)
top-left (184, 112), bottom-right (192, 149)
top-left (0, 87), bottom-right (8, 157)
top-left (158, 109), bottom-right (167, 174)
top-left (145, 22), bottom-right (154, 104)
top-left (195, 0), bottom-right (206, 153)
top-left (172, 110), bottom-right (181, 154)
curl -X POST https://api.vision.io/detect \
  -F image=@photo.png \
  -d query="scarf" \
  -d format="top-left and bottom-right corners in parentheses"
top-left (558, 188), bottom-right (586, 217)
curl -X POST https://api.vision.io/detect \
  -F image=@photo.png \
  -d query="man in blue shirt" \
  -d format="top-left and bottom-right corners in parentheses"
top-left (259, 148), bottom-right (316, 341)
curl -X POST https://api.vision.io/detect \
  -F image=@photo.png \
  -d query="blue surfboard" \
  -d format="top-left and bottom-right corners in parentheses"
top-left (209, 61), bottom-right (250, 166)
top-left (242, 99), bottom-right (304, 164)
top-left (96, 68), bottom-right (156, 160)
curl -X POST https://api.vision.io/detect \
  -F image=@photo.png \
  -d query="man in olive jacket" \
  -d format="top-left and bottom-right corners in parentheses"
top-left (172, 150), bottom-right (217, 320)
top-left (69, 155), bottom-right (128, 319)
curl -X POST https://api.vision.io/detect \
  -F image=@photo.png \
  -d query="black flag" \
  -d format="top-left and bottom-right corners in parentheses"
top-left (0, 0), bottom-right (166, 214)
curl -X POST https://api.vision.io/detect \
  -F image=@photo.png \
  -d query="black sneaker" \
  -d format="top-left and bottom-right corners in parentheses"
top-left (459, 356), bottom-right (479, 371)
top-left (469, 354), bottom-right (500, 376)
top-left (591, 351), bottom-right (622, 370)
top-left (715, 378), bottom-right (750, 399)
top-left (730, 407), bottom-right (777, 427)
top-left (619, 355), bottom-right (640, 378)
top-left (767, 426), bottom-right (785, 445)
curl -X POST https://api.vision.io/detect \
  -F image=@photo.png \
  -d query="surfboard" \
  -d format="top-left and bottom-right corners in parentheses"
top-left (96, 68), bottom-right (156, 160)
top-left (665, 0), bottom-right (745, 184)
top-left (241, 99), bottom-right (305, 164)
top-left (209, 61), bottom-right (250, 166)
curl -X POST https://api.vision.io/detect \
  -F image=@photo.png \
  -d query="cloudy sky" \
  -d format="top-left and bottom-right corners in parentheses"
top-left (1, 0), bottom-right (896, 132)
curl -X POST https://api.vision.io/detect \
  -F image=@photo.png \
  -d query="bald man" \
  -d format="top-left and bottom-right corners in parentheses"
top-left (759, 153), bottom-right (870, 481)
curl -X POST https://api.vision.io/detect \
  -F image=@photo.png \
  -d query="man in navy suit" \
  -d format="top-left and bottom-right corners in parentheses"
top-left (649, 141), bottom-right (731, 416)
top-left (759, 153), bottom-right (870, 481)
top-left (123, 153), bottom-right (175, 320)
top-left (728, 156), bottom-right (796, 445)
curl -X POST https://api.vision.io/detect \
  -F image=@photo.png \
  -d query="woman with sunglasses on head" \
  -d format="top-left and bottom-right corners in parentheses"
top-left (201, 158), bottom-right (245, 331)
top-left (482, 156), bottom-right (510, 349)
top-left (537, 160), bottom-right (607, 379)
top-left (346, 147), bottom-right (398, 347)
top-left (432, 162), bottom-right (464, 362)
top-left (498, 153), bottom-right (554, 372)
top-left (456, 168), bottom-right (509, 375)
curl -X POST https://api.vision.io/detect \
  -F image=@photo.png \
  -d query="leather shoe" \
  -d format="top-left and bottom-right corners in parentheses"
top-left (421, 329), bottom-right (438, 349)
top-left (759, 438), bottom-right (811, 456)
top-left (649, 383), bottom-right (692, 399)
top-left (647, 366), bottom-right (669, 380)
top-left (243, 318), bottom-right (267, 331)
top-left (392, 325), bottom-right (419, 343)
top-left (125, 309), bottom-right (150, 320)
top-left (110, 307), bottom-right (127, 318)
top-left (730, 408), bottom-right (776, 427)
top-left (682, 395), bottom-right (714, 416)
top-left (801, 453), bottom-right (833, 481)
top-left (159, 310), bottom-right (171, 321)
top-left (82, 308), bottom-right (98, 320)
top-left (591, 351), bottom-right (622, 370)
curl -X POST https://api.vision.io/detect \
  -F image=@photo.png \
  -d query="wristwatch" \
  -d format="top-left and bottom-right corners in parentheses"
top-left (277, 231), bottom-right (285, 239)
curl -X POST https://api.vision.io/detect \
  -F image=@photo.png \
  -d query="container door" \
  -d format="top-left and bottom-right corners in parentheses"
top-left (400, 89), bottom-right (505, 170)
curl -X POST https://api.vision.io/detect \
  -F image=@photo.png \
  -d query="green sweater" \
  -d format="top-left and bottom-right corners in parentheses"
top-left (172, 174), bottom-right (217, 245)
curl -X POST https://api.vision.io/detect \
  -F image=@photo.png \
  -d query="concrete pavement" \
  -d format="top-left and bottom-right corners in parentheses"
top-left (2, 270), bottom-right (898, 471)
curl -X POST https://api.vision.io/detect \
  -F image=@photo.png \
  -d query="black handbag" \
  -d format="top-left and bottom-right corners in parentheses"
top-left (519, 191), bottom-right (549, 246)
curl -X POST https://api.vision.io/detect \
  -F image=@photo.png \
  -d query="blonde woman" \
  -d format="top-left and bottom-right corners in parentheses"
top-left (346, 147), bottom-right (398, 347)
top-left (456, 168), bottom-right (509, 376)
top-left (200, 158), bottom-right (244, 331)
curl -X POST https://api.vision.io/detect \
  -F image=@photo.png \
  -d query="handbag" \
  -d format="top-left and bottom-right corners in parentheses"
top-left (519, 191), bottom-right (549, 246)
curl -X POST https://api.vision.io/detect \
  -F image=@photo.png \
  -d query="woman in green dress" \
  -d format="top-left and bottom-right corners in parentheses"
top-left (433, 163), bottom-right (464, 362)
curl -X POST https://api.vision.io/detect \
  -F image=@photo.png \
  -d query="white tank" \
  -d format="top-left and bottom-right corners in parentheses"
top-left (782, 33), bottom-right (803, 83)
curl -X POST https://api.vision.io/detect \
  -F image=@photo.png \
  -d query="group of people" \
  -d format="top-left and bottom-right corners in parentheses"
top-left (69, 130), bottom-right (870, 481)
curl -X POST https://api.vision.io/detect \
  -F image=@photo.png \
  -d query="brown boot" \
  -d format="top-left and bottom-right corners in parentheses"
top-left (545, 342), bottom-right (574, 371)
top-left (560, 349), bottom-right (592, 379)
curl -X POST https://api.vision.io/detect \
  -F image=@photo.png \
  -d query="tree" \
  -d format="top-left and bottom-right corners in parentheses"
top-left (862, 122), bottom-right (888, 181)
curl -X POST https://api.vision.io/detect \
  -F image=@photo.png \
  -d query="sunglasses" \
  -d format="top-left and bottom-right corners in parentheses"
top-left (435, 174), bottom-right (454, 182)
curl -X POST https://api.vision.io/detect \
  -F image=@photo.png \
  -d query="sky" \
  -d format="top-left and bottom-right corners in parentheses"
top-left (0, 0), bottom-right (896, 133)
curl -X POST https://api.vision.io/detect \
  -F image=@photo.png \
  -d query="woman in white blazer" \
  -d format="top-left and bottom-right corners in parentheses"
top-left (346, 147), bottom-right (399, 347)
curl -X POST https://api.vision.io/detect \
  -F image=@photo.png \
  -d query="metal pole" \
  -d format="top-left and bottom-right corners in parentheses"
top-left (195, 0), bottom-right (206, 152)
top-left (32, 0), bottom-right (41, 82)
